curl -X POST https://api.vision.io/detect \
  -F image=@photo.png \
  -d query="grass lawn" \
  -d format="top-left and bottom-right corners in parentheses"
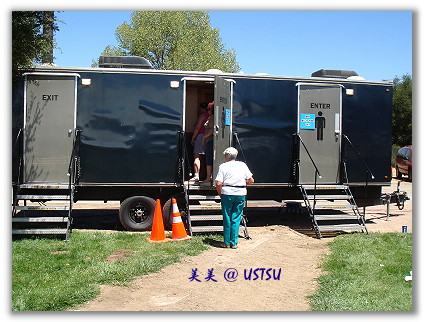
top-left (12, 230), bottom-right (215, 311)
top-left (309, 233), bottom-right (413, 311)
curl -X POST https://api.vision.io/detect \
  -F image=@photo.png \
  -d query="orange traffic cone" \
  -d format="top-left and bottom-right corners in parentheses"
top-left (147, 199), bottom-right (171, 243)
top-left (171, 198), bottom-right (192, 241)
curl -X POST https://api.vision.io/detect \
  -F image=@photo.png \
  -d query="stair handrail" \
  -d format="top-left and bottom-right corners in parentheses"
top-left (65, 128), bottom-right (81, 240)
top-left (13, 128), bottom-right (23, 185)
top-left (294, 133), bottom-right (322, 179)
top-left (342, 134), bottom-right (375, 218)
top-left (294, 133), bottom-right (323, 221)
top-left (342, 134), bottom-right (375, 180)
top-left (177, 130), bottom-right (193, 235)
top-left (12, 128), bottom-right (24, 214)
top-left (67, 128), bottom-right (81, 186)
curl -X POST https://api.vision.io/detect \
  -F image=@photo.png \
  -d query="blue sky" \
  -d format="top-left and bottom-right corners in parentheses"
top-left (53, 10), bottom-right (412, 82)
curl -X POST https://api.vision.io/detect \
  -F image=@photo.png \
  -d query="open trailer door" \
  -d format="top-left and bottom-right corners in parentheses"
top-left (213, 76), bottom-right (234, 182)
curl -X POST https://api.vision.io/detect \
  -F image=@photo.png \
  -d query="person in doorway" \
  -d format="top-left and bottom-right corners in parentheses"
top-left (201, 101), bottom-right (215, 185)
top-left (189, 103), bottom-right (209, 182)
top-left (215, 147), bottom-right (254, 249)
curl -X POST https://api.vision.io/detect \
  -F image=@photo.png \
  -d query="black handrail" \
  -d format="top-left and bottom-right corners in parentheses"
top-left (13, 128), bottom-right (23, 185)
top-left (12, 128), bottom-right (24, 213)
top-left (177, 130), bottom-right (193, 235)
top-left (342, 134), bottom-right (374, 217)
top-left (342, 134), bottom-right (375, 180)
top-left (177, 130), bottom-right (193, 185)
top-left (295, 133), bottom-right (322, 179)
top-left (67, 128), bottom-right (81, 185)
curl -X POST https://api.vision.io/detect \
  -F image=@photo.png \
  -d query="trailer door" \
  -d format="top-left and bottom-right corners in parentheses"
top-left (213, 76), bottom-right (234, 181)
top-left (297, 83), bottom-right (342, 184)
top-left (24, 74), bottom-right (78, 185)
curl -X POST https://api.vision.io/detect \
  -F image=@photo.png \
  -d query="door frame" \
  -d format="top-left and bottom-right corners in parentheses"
top-left (22, 72), bottom-right (79, 184)
top-left (181, 76), bottom-right (235, 184)
top-left (213, 76), bottom-right (235, 182)
top-left (296, 82), bottom-right (344, 184)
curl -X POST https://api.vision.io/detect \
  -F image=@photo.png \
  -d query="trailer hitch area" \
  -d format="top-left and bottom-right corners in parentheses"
top-left (380, 181), bottom-right (410, 211)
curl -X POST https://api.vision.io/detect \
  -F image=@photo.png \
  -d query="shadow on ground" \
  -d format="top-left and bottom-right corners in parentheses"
top-left (15, 205), bottom-right (350, 240)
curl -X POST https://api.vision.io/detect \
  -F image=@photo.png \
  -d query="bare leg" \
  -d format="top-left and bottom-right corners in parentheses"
top-left (193, 154), bottom-right (200, 178)
top-left (203, 165), bottom-right (213, 182)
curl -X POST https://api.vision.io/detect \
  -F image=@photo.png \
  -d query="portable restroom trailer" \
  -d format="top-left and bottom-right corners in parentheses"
top-left (12, 58), bottom-right (392, 237)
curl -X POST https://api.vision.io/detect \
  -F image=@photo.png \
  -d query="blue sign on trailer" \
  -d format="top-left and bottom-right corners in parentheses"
top-left (300, 113), bottom-right (316, 130)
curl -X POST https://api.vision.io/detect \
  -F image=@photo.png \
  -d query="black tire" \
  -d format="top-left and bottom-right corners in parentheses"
top-left (119, 196), bottom-right (156, 231)
top-left (163, 193), bottom-right (186, 231)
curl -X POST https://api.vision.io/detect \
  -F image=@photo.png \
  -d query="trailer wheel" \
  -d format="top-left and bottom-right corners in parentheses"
top-left (163, 193), bottom-right (187, 231)
top-left (119, 196), bottom-right (156, 231)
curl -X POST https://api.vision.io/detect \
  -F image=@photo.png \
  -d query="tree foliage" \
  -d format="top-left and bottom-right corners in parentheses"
top-left (12, 11), bottom-right (59, 77)
top-left (392, 74), bottom-right (412, 146)
top-left (102, 11), bottom-right (240, 72)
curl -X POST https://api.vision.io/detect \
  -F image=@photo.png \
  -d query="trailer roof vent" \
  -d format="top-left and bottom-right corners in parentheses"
top-left (206, 68), bottom-right (224, 74)
top-left (311, 69), bottom-right (361, 79)
top-left (99, 56), bottom-right (153, 69)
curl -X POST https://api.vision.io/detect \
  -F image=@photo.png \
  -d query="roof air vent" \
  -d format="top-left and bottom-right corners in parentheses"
top-left (311, 69), bottom-right (361, 79)
top-left (99, 56), bottom-right (153, 69)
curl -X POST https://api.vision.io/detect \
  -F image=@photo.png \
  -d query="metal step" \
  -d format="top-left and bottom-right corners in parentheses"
top-left (306, 195), bottom-right (351, 200)
top-left (12, 217), bottom-right (69, 223)
top-left (186, 186), bottom-right (216, 192)
top-left (14, 205), bottom-right (70, 211)
top-left (317, 224), bottom-right (365, 232)
top-left (12, 228), bottom-right (68, 235)
top-left (314, 214), bottom-right (359, 221)
top-left (190, 215), bottom-right (222, 221)
top-left (314, 204), bottom-right (356, 210)
top-left (189, 205), bottom-right (222, 211)
top-left (18, 184), bottom-right (69, 189)
top-left (191, 226), bottom-right (245, 233)
top-left (189, 195), bottom-right (221, 200)
top-left (302, 185), bottom-right (348, 190)
top-left (17, 195), bottom-right (70, 200)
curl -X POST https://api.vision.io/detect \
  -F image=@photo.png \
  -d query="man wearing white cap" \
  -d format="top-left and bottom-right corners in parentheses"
top-left (215, 147), bottom-right (254, 249)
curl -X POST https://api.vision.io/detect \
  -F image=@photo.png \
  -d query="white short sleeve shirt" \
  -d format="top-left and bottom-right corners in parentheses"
top-left (215, 161), bottom-right (253, 196)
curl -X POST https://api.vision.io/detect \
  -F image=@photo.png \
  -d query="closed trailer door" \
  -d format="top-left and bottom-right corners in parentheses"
top-left (24, 74), bottom-right (78, 184)
top-left (297, 83), bottom-right (342, 184)
top-left (213, 76), bottom-right (234, 181)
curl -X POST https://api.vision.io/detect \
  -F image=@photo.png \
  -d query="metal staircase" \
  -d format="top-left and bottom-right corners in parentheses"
top-left (12, 184), bottom-right (73, 240)
top-left (184, 185), bottom-right (250, 238)
top-left (176, 131), bottom-right (249, 238)
top-left (299, 184), bottom-right (368, 238)
top-left (294, 133), bottom-right (371, 239)
top-left (12, 128), bottom-right (80, 241)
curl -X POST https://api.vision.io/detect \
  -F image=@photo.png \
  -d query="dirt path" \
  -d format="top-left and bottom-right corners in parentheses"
top-left (75, 225), bottom-right (328, 311)
top-left (72, 179), bottom-right (412, 311)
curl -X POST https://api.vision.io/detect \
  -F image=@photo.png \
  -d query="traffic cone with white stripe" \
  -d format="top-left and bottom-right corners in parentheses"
top-left (147, 199), bottom-right (171, 243)
top-left (171, 198), bottom-right (192, 241)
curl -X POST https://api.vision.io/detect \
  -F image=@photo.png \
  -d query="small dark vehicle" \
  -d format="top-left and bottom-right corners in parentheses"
top-left (395, 145), bottom-right (412, 180)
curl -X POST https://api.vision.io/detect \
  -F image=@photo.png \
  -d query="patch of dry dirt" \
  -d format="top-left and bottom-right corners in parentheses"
top-left (67, 178), bottom-right (411, 311)
top-left (75, 225), bottom-right (328, 311)
top-left (105, 250), bottom-right (138, 263)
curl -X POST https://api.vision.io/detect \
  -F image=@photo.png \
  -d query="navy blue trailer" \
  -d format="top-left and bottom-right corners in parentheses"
top-left (12, 61), bottom-right (392, 236)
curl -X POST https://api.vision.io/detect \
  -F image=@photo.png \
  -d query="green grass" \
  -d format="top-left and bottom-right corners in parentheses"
top-left (309, 233), bottom-right (413, 311)
top-left (12, 231), bottom-right (216, 311)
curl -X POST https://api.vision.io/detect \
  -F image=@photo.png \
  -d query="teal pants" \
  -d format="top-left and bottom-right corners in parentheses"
top-left (221, 194), bottom-right (246, 246)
